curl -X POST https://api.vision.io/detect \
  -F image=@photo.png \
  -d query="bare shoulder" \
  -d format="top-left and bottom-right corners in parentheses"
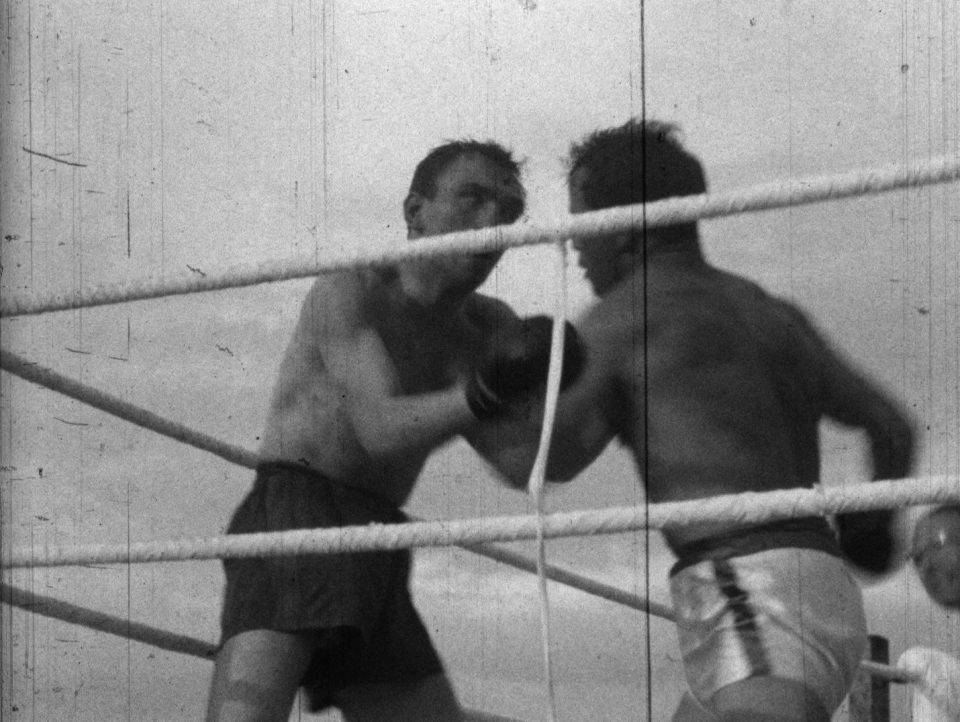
top-left (761, 294), bottom-right (830, 355)
top-left (299, 268), bottom-right (378, 335)
top-left (709, 268), bottom-right (824, 345)
top-left (579, 284), bottom-right (639, 348)
top-left (758, 288), bottom-right (815, 328)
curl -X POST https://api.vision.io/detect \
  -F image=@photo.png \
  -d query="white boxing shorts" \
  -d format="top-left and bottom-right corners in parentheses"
top-left (669, 526), bottom-right (867, 715)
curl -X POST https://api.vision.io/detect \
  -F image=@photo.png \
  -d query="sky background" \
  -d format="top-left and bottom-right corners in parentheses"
top-left (1, 1), bottom-right (959, 720)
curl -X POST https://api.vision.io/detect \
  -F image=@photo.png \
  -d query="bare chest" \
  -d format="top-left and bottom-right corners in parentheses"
top-left (377, 316), bottom-right (479, 393)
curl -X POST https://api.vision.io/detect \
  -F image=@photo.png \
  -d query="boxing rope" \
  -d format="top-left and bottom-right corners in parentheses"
top-left (5, 154), bottom-right (960, 719)
top-left (0, 576), bottom-right (922, 720)
top-left (0, 348), bottom-right (260, 469)
top-left (0, 583), bottom-right (524, 722)
top-left (524, 242), bottom-right (571, 722)
top-left (1, 348), bottom-right (947, 691)
top-left (5, 476), bottom-right (960, 568)
top-left (2, 155), bottom-right (959, 318)
top-left (0, 579), bottom-right (921, 690)
top-left (0, 582), bottom-right (218, 659)
top-left (0, 347), bottom-right (673, 620)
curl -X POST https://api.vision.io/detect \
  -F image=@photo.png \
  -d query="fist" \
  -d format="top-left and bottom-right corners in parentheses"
top-left (837, 509), bottom-right (901, 578)
top-left (465, 315), bottom-right (585, 419)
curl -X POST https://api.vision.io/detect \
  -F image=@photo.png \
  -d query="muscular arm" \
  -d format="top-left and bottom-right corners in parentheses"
top-left (302, 274), bottom-right (475, 464)
top-left (543, 347), bottom-right (620, 482)
top-left (458, 297), bottom-right (544, 488)
top-left (465, 306), bottom-right (618, 487)
top-left (789, 305), bottom-right (915, 480)
top-left (821, 355), bottom-right (915, 481)
top-left (464, 374), bottom-right (615, 488)
top-left (544, 299), bottom-right (631, 481)
top-left (787, 303), bottom-right (915, 576)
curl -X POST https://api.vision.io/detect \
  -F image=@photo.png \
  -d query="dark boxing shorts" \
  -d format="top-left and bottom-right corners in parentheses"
top-left (220, 462), bottom-right (444, 710)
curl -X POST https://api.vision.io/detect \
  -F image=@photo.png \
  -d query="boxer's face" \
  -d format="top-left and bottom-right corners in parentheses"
top-left (404, 153), bottom-right (524, 296)
top-left (912, 509), bottom-right (960, 608)
top-left (569, 167), bottom-right (630, 297)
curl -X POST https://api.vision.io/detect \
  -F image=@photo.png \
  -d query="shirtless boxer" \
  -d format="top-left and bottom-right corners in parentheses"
top-left (206, 140), bottom-right (581, 722)
top-left (544, 119), bottom-right (915, 721)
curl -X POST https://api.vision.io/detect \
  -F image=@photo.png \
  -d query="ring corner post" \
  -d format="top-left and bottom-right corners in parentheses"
top-left (847, 635), bottom-right (890, 722)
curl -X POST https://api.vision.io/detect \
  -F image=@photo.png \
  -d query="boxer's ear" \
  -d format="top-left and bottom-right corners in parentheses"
top-left (404, 192), bottom-right (425, 238)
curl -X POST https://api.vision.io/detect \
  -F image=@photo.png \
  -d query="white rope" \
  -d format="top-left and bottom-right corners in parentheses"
top-left (5, 160), bottom-right (957, 705)
top-left (467, 542), bottom-right (675, 621)
top-left (0, 562), bottom-right (913, 688)
top-left (526, 241), bottom-right (570, 722)
top-left (5, 476), bottom-right (959, 568)
top-left (0, 351), bottom-right (930, 689)
top-left (0, 348), bottom-right (260, 469)
top-left (0, 345), bottom-right (953, 692)
top-left (5, 158), bottom-right (954, 711)
top-left (3, 155), bottom-right (958, 318)
top-left (0, 582), bottom-right (217, 659)
top-left (860, 659), bottom-right (917, 685)
top-left (0, 348), bottom-right (676, 618)
top-left (0, 585), bottom-right (524, 722)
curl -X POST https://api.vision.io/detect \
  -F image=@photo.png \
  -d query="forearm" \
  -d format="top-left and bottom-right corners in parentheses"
top-left (345, 384), bottom-right (475, 462)
top-left (545, 372), bottom-right (618, 481)
top-left (867, 408), bottom-right (915, 480)
top-left (837, 401), bottom-right (912, 577)
top-left (469, 397), bottom-right (612, 486)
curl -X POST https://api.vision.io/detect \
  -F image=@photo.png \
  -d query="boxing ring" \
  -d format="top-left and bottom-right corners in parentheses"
top-left (3, 158), bottom-right (960, 721)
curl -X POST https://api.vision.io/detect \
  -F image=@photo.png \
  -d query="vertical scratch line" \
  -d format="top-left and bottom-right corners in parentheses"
top-left (320, 1), bottom-right (329, 260)
top-left (29, 523), bottom-right (36, 718)
top-left (126, 468), bottom-right (132, 721)
top-left (899, 2), bottom-right (912, 403)
top-left (27, 0), bottom-right (34, 286)
top-left (126, 74), bottom-right (131, 261)
top-left (76, 41), bottom-right (84, 344)
top-left (126, 186), bottom-right (131, 258)
top-left (638, 4), bottom-right (653, 721)
top-left (159, 0), bottom-right (166, 276)
top-left (310, 0), bottom-right (316, 262)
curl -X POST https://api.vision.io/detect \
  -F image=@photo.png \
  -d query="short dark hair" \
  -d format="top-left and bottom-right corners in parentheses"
top-left (568, 119), bottom-right (706, 245)
top-left (409, 139), bottom-right (525, 207)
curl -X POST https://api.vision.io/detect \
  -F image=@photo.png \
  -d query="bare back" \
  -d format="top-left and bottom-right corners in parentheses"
top-left (582, 251), bottom-right (906, 547)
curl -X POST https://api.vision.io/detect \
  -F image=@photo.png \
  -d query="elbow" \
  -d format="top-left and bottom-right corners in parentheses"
top-left (545, 460), bottom-right (580, 484)
top-left (490, 454), bottom-right (580, 490)
top-left (871, 414), bottom-right (916, 480)
top-left (543, 448), bottom-right (589, 484)
top-left (497, 466), bottom-right (577, 491)
top-left (502, 473), bottom-right (531, 491)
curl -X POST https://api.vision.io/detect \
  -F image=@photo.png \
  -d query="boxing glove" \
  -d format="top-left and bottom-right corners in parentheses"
top-left (465, 315), bottom-right (585, 419)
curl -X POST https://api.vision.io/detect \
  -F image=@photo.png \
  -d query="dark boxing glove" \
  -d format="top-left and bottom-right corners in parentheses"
top-left (836, 509), bottom-right (898, 577)
top-left (465, 315), bottom-right (586, 419)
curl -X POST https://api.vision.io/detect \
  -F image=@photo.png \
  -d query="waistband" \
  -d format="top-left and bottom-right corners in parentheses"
top-left (669, 516), bottom-right (841, 577)
top-left (254, 461), bottom-right (399, 510)
top-left (256, 460), bottom-right (335, 483)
